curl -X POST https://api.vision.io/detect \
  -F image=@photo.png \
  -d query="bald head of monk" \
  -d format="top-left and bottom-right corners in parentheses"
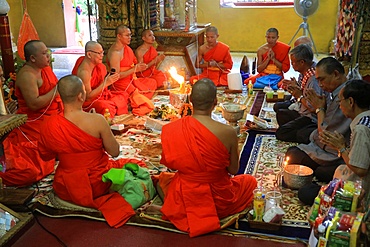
top-left (58, 75), bottom-right (86, 104)
top-left (191, 78), bottom-right (217, 111)
top-left (294, 36), bottom-right (313, 48)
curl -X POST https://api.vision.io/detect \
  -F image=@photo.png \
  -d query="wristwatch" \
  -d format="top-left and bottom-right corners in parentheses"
top-left (315, 107), bottom-right (325, 114)
top-left (338, 147), bottom-right (347, 157)
top-left (297, 95), bottom-right (304, 103)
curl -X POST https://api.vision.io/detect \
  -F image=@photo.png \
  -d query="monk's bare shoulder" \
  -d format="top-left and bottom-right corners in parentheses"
top-left (257, 44), bottom-right (269, 55)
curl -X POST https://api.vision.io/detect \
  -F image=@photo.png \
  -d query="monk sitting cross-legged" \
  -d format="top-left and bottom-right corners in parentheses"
top-left (190, 26), bottom-right (233, 87)
top-left (135, 29), bottom-right (166, 89)
top-left (107, 25), bottom-right (156, 116)
top-left (1, 40), bottom-right (63, 187)
top-left (72, 41), bottom-right (129, 117)
top-left (38, 75), bottom-right (141, 228)
top-left (245, 27), bottom-right (291, 90)
top-left (158, 78), bottom-right (257, 237)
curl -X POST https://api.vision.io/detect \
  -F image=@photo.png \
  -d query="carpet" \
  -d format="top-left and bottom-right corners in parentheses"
top-left (238, 134), bottom-right (311, 238)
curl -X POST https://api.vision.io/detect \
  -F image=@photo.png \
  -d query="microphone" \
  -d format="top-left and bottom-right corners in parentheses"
top-left (108, 68), bottom-right (116, 76)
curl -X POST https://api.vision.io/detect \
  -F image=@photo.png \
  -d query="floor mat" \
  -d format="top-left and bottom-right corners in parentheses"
top-left (240, 134), bottom-right (310, 236)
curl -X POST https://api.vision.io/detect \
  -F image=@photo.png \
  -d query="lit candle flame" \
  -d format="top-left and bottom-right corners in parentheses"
top-left (168, 66), bottom-right (185, 93)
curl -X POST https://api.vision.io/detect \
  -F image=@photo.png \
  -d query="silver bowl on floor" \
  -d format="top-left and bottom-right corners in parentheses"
top-left (220, 102), bottom-right (247, 135)
top-left (283, 164), bottom-right (313, 190)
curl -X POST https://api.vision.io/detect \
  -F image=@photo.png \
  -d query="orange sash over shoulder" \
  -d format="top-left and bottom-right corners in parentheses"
top-left (72, 56), bottom-right (129, 116)
top-left (136, 46), bottom-right (166, 88)
top-left (190, 42), bottom-right (233, 86)
top-left (160, 116), bottom-right (257, 237)
top-left (1, 66), bottom-right (62, 187)
top-left (39, 114), bottom-right (137, 228)
top-left (110, 46), bottom-right (157, 99)
top-left (247, 41), bottom-right (291, 84)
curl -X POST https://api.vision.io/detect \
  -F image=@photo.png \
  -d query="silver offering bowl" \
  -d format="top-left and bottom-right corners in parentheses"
top-left (220, 103), bottom-right (247, 135)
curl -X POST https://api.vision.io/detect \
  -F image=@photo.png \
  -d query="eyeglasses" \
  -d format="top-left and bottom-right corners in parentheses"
top-left (87, 50), bottom-right (104, 55)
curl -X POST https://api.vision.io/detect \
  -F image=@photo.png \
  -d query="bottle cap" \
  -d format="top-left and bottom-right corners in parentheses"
top-left (318, 224), bottom-right (326, 233)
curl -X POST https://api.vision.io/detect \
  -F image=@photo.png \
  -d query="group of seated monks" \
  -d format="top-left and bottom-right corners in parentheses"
top-left (0, 22), bottom-right (369, 238)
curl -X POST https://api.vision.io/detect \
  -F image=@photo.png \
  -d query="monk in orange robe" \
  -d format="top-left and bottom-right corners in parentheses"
top-left (190, 26), bottom-right (233, 87)
top-left (159, 78), bottom-right (257, 237)
top-left (135, 29), bottom-right (166, 88)
top-left (72, 41), bottom-right (129, 117)
top-left (107, 25), bottom-right (156, 116)
top-left (245, 28), bottom-right (291, 85)
top-left (38, 75), bottom-right (142, 227)
top-left (1, 40), bottom-right (62, 187)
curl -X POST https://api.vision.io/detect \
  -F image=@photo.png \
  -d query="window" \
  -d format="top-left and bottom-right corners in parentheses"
top-left (221, 0), bottom-right (294, 8)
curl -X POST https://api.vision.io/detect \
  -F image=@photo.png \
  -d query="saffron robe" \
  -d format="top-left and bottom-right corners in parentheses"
top-left (72, 56), bottom-right (129, 117)
top-left (38, 114), bottom-right (138, 228)
top-left (160, 116), bottom-right (257, 237)
top-left (109, 45), bottom-right (157, 99)
top-left (246, 41), bottom-right (291, 84)
top-left (190, 42), bottom-right (233, 87)
top-left (1, 67), bottom-right (62, 187)
top-left (136, 46), bottom-right (166, 88)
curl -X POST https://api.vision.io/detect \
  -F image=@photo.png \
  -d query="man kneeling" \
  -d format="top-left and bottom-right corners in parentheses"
top-left (159, 78), bottom-right (257, 237)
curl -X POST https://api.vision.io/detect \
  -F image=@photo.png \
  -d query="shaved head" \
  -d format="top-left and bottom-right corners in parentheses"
top-left (115, 25), bottom-right (129, 36)
top-left (24, 40), bottom-right (44, 62)
top-left (206, 26), bottom-right (218, 35)
top-left (141, 29), bottom-right (152, 37)
top-left (190, 78), bottom-right (217, 111)
top-left (85, 41), bottom-right (101, 52)
top-left (57, 75), bottom-right (85, 104)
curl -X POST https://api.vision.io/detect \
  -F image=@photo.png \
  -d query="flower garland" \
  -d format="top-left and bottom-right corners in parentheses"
top-left (2, 72), bottom-right (16, 104)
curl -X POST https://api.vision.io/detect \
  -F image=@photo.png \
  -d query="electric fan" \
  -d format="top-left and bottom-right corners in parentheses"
top-left (289, 0), bottom-right (319, 54)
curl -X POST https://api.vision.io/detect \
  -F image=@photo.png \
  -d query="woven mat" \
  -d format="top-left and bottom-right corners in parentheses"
top-left (242, 134), bottom-right (310, 229)
top-left (0, 114), bottom-right (27, 137)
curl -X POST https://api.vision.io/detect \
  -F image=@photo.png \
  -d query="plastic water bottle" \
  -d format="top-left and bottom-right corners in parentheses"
top-left (242, 83), bottom-right (248, 96)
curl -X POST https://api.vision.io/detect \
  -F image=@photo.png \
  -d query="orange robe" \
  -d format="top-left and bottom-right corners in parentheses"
top-left (109, 45), bottom-right (157, 99)
top-left (136, 46), bottom-right (166, 88)
top-left (160, 116), bottom-right (257, 237)
top-left (38, 113), bottom-right (139, 228)
top-left (246, 41), bottom-right (291, 84)
top-left (1, 67), bottom-right (62, 187)
top-left (72, 56), bottom-right (129, 117)
top-left (190, 42), bottom-right (233, 87)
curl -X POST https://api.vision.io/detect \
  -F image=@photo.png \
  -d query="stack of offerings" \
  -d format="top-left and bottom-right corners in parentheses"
top-left (308, 178), bottom-right (364, 246)
top-left (248, 188), bottom-right (285, 230)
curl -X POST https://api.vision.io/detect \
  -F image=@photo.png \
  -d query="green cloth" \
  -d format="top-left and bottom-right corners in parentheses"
top-left (102, 163), bottom-right (156, 209)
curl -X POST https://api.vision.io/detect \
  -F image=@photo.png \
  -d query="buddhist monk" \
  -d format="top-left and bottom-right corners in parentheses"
top-left (38, 75), bottom-right (139, 227)
top-left (246, 28), bottom-right (291, 90)
top-left (135, 29), bottom-right (166, 89)
top-left (190, 26), bottom-right (233, 87)
top-left (107, 25), bottom-right (156, 116)
top-left (72, 41), bottom-right (129, 117)
top-left (1, 40), bottom-right (63, 187)
top-left (159, 78), bottom-right (257, 237)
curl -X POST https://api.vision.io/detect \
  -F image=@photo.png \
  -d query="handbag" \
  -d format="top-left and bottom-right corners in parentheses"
top-left (102, 163), bottom-right (156, 209)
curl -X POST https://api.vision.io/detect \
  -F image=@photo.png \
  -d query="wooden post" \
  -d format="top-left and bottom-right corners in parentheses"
top-left (0, 14), bottom-right (15, 78)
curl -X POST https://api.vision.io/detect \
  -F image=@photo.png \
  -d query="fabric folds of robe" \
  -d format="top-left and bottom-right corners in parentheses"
top-left (160, 116), bottom-right (257, 237)
top-left (38, 114), bottom-right (138, 227)
top-left (246, 41), bottom-right (291, 84)
top-left (1, 66), bottom-right (62, 187)
top-left (109, 45), bottom-right (157, 99)
top-left (136, 46), bottom-right (166, 88)
top-left (72, 56), bottom-right (129, 117)
top-left (190, 42), bottom-right (233, 87)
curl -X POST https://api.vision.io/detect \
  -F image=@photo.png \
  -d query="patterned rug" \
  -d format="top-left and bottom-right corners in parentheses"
top-left (242, 134), bottom-right (310, 229)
